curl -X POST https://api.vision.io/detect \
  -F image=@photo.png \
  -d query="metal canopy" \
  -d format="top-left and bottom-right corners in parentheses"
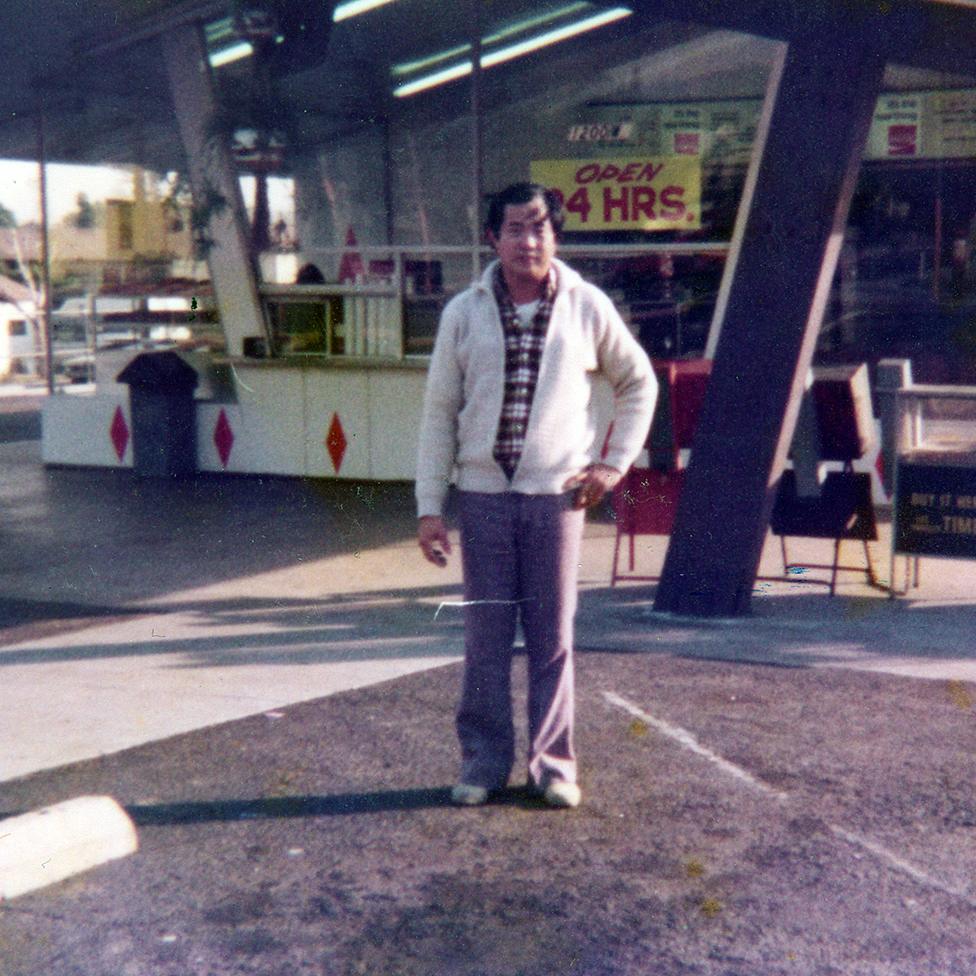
top-left (632, 0), bottom-right (976, 77)
top-left (0, 1), bottom-right (643, 169)
top-left (3, 1), bottom-right (973, 169)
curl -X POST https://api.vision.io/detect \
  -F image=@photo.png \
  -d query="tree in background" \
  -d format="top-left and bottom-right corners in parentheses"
top-left (72, 193), bottom-right (96, 229)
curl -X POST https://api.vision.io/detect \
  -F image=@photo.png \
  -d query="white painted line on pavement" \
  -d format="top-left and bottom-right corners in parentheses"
top-left (0, 796), bottom-right (138, 900)
top-left (829, 826), bottom-right (975, 906)
top-left (604, 690), bottom-right (975, 906)
top-left (602, 690), bottom-right (789, 800)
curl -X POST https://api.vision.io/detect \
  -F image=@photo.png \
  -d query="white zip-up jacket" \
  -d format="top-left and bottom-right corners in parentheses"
top-left (415, 258), bottom-right (657, 517)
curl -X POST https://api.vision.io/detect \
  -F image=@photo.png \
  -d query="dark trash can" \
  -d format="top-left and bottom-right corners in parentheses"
top-left (117, 351), bottom-right (199, 478)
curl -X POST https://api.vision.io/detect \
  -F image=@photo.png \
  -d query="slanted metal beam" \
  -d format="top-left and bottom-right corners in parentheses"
top-left (160, 23), bottom-right (268, 358)
top-left (631, 0), bottom-right (976, 78)
top-left (654, 27), bottom-right (886, 617)
top-left (81, 1), bottom-right (227, 60)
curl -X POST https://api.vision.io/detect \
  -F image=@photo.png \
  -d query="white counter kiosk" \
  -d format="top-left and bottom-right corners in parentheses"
top-left (888, 368), bottom-right (976, 595)
top-left (41, 272), bottom-right (616, 482)
top-left (42, 351), bottom-right (431, 482)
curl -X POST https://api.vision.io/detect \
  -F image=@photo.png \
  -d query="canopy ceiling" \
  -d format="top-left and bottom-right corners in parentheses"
top-left (0, 0), bottom-right (973, 172)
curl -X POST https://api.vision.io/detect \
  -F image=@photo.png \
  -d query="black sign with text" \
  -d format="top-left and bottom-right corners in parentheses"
top-left (894, 461), bottom-right (976, 558)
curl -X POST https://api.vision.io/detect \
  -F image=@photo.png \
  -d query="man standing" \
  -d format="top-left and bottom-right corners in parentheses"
top-left (416, 182), bottom-right (656, 808)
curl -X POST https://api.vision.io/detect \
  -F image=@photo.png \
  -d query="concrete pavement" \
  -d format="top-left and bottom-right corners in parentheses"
top-left (3, 428), bottom-right (975, 781)
top-left (0, 431), bottom-right (467, 781)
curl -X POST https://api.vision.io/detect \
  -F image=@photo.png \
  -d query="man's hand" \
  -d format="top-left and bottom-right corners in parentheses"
top-left (418, 515), bottom-right (453, 567)
top-left (563, 463), bottom-right (622, 509)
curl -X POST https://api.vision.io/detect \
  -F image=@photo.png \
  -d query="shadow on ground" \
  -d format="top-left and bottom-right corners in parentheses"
top-left (0, 440), bottom-right (422, 631)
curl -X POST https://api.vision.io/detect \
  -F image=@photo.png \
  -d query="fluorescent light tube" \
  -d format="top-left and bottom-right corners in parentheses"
top-left (395, 61), bottom-right (474, 97)
top-left (334, 0), bottom-right (397, 21)
top-left (392, 3), bottom-right (591, 78)
top-left (484, 2), bottom-right (592, 46)
top-left (483, 7), bottom-right (631, 67)
top-left (392, 43), bottom-right (471, 78)
top-left (209, 40), bottom-right (254, 68)
top-left (394, 6), bottom-right (631, 97)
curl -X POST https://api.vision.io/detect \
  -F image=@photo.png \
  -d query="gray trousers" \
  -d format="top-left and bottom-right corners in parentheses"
top-left (456, 490), bottom-right (585, 790)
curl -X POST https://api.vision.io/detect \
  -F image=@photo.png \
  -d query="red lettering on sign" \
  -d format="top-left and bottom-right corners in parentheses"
top-left (573, 161), bottom-right (670, 185)
top-left (888, 124), bottom-right (917, 156)
top-left (566, 187), bottom-right (592, 222)
top-left (637, 163), bottom-right (664, 183)
top-left (545, 170), bottom-right (692, 226)
top-left (603, 186), bottom-right (628, 222)
top-left (632, 186), bottom-right (656, 221)
top-left (619, 162), bottom-right (641, 183)
top-left (575, 163), bottom-right (601, 184)
top-left (659, 185), bottom-right (686, 220)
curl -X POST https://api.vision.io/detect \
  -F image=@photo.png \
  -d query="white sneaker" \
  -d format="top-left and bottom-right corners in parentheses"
top-left (542, 781), bottom-right (581, 809)
top-left (451, 783), bottom-right (489, 806)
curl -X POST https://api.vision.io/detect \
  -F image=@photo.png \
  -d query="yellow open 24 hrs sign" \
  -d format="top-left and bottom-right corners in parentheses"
top-left (530, 157), bottom-right (701, 232)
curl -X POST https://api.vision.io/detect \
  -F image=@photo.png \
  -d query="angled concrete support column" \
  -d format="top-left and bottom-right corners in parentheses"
top-left (654, 30), bottom-right (885, 617)
top-left (160, 24), bottom-right (267, 357)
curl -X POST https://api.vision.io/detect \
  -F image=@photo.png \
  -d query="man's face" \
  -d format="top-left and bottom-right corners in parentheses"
top-left (489, 197), bottom-right (557, 286)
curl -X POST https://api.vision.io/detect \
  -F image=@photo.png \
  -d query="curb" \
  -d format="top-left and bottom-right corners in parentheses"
top-left (0, 795), bottom-right (138, 901)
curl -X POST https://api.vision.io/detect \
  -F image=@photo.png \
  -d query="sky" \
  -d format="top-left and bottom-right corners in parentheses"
top-left (0, 160), bottom-right (134, 224)
top-left (0, 159), bottom-right (294, 226)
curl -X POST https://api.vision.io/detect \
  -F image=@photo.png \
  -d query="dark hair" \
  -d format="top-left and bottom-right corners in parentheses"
top-left (484, 182), bottom-right (565, 239)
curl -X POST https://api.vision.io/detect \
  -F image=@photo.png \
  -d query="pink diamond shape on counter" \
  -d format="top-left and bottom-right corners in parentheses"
top-left (214, 409), bottom-right (234, 468)
top-left (109, 406), bottom-right (129, 461)
top-left (326, 413), bottom-right (347, 473)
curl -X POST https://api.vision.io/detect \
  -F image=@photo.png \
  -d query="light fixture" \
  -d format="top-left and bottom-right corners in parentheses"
top-left (393, 6), bottom-right (632, 98)
top-left (209, 39), bottom-right (254, 67)
top-left (333, 0), bottom-right (398, 22)
top-left (207, 0), bottom-right (399, 67)
top-left (392, 42), bottom-right (471, 79)
top-left (484, 2), bottom-right (593, 47)
top-left (392, 2), bottom-right (591, 78)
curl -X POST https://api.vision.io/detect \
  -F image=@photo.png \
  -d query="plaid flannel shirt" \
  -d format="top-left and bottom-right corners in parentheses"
top-left (492, 265), bottom-right (557, 479)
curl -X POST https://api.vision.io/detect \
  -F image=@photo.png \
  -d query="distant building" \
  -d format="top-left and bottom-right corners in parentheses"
top-left (0, 168), bottom-right (197, 290)
top-left (0, 274), bottom-right (38, 377)
top-left (102, 169), bottom-right (196, 276)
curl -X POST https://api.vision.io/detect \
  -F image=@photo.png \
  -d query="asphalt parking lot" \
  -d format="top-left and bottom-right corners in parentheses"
top-left (2, 393), bottom-right (976, 975)
top-left (3, 652), bottom-right (976, 976)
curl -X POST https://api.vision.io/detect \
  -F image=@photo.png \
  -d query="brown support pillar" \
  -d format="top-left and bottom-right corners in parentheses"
top-left (654, 28), bottom-right (885, 618)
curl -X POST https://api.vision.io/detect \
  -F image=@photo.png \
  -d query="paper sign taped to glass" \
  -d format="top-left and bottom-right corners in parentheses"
top-left (531, 157), bottom-right (701, 232)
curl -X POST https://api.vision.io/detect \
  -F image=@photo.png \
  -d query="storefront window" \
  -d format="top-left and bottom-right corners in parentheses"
top-left (278, 11), bottom-right (975, 378)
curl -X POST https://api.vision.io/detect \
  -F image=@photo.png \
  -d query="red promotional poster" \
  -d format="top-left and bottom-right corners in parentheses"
top-left (887, 124), bottom-right (918, 156)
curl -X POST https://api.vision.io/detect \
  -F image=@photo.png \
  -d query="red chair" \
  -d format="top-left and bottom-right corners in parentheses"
top-left (610, 358), bottom-right (711, 585)
top-left (610, 467), bottom-right (684, 584)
